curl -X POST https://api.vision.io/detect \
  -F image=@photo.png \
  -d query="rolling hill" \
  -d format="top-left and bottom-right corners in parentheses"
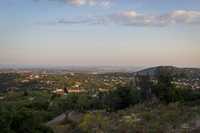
top-left (136, 66), bottom-right (200, 79)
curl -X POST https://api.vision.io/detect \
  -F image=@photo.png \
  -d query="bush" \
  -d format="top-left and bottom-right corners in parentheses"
top-left (105, 86), bottom-right (141, 111)
top-left (79, 113), bottom-right (109, 132)
top-left (0, 105), bottom-right (53, 133)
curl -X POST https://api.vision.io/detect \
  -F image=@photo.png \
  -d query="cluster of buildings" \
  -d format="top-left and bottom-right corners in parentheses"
top-left (52, 87), bottom-right (86, 96)
top-left (174, 78), bottom-right (200, 90)
top-left (20, 73), bottom-right (41, 83)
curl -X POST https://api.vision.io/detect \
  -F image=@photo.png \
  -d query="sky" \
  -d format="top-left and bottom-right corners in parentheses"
top-left (0, 0), bottom-right (200, 67)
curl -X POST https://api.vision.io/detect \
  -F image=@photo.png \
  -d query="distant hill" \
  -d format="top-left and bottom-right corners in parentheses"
top-left (136, 66), bottom-right (200, 79)
top-left (0, 66), bottom-right (142, 74)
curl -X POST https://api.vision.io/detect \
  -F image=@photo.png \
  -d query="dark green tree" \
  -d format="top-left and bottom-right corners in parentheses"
top-left (135, 75), bottom-right (153, 101)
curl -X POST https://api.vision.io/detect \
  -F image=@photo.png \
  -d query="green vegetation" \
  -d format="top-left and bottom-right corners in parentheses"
top-left (0, 91), bottom-right (54, 133)
top-left (0, 70), bottom-right (200, 133)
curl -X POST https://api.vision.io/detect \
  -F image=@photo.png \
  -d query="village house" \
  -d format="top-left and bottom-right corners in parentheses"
top-left (67, 87), bottom-right (86, 93)
top-left (0, 96), bottom-right (5, 100)
top-left (52, 87), bottom-right (86, 96)
top-left (52, 89), bottom-right (66, 96)
top-left (21, 79), bottom-right (30, 83)
top-left (98, 88), bottom-right (109, 92)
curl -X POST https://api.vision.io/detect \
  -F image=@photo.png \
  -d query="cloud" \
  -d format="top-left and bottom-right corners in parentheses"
top-left (109, 10), bottom-right (200, 26)
top-left (57, 17), bottom-right (94, 24)
top-left (45, 0), bottom-right (112, 7)
top-left (48, 10), bottom-right (200, 27)
top-left (167, 10), bottom-right (200, 24)
top-left (65, 0), bottom-right (96, 6)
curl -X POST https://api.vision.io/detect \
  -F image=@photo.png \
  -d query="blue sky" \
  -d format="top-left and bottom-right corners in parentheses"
top-left (0, 0), bottom-right (200, 67)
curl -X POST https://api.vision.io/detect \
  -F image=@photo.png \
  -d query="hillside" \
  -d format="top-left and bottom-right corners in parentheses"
top-left (136, 66), bottom-right (200, 79)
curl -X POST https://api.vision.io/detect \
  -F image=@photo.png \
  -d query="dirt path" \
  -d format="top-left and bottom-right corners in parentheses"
top-left (46, 113), bottom-right (66, 126)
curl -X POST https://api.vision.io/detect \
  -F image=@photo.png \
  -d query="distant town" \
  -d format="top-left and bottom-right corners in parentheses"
top-left (1, 66), bottom-right (200, 96)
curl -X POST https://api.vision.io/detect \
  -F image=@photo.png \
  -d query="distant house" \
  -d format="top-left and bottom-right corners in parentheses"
top-left (67, 88), bottom-right (86, 93)
top-left (98, 88), bottom-right (109, 92)
top-left (52, 87), bottom-right (86, 96)
top-left (70, 73), bottom-right (75, 76)
top-left (34, 75), bottom-right (40, 79)
top-left (21, 79), bottom-right (30, 83)
top-left (52, 89), bottom-right (65, 96)
top-left (0, 96), bottom-right (5, 100)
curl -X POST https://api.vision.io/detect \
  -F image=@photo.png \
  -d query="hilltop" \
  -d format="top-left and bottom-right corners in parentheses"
top-left (136, 66), bottom-right (200, 79)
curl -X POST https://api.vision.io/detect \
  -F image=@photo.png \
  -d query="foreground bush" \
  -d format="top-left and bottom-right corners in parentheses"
top-left (0, 104), bottom-right (53, 133)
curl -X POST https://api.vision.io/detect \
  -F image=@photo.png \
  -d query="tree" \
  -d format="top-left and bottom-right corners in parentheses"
top-left (105, 86), bottom-right (140, 111)
top-left (76, 94), bottom-right (92, 111)
top-left (153, 70), bottom-right (176, 103)
top-left (0, 105), bottom-right (53, 133)
top-left (135, 75), bottom-right (153, 101)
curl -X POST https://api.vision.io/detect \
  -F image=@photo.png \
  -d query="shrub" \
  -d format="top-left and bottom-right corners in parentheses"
top-left (79, 113), bottom-right (109, 133)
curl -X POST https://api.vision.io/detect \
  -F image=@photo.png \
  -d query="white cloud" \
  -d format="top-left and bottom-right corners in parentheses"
top-left (109, 10), bottom-right (200, 26)
top-left (54, 10), bottom-right (200, 27)
top-left (47, 0), bottom-right (112, 7)
top-left (168, 10), bottom-right (200, 24)
top-left (66, 0), bottom-right (96, 6)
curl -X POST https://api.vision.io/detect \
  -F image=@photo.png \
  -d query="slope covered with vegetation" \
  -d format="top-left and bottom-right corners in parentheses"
top-left (0, 69), bottom-right (200, 133)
